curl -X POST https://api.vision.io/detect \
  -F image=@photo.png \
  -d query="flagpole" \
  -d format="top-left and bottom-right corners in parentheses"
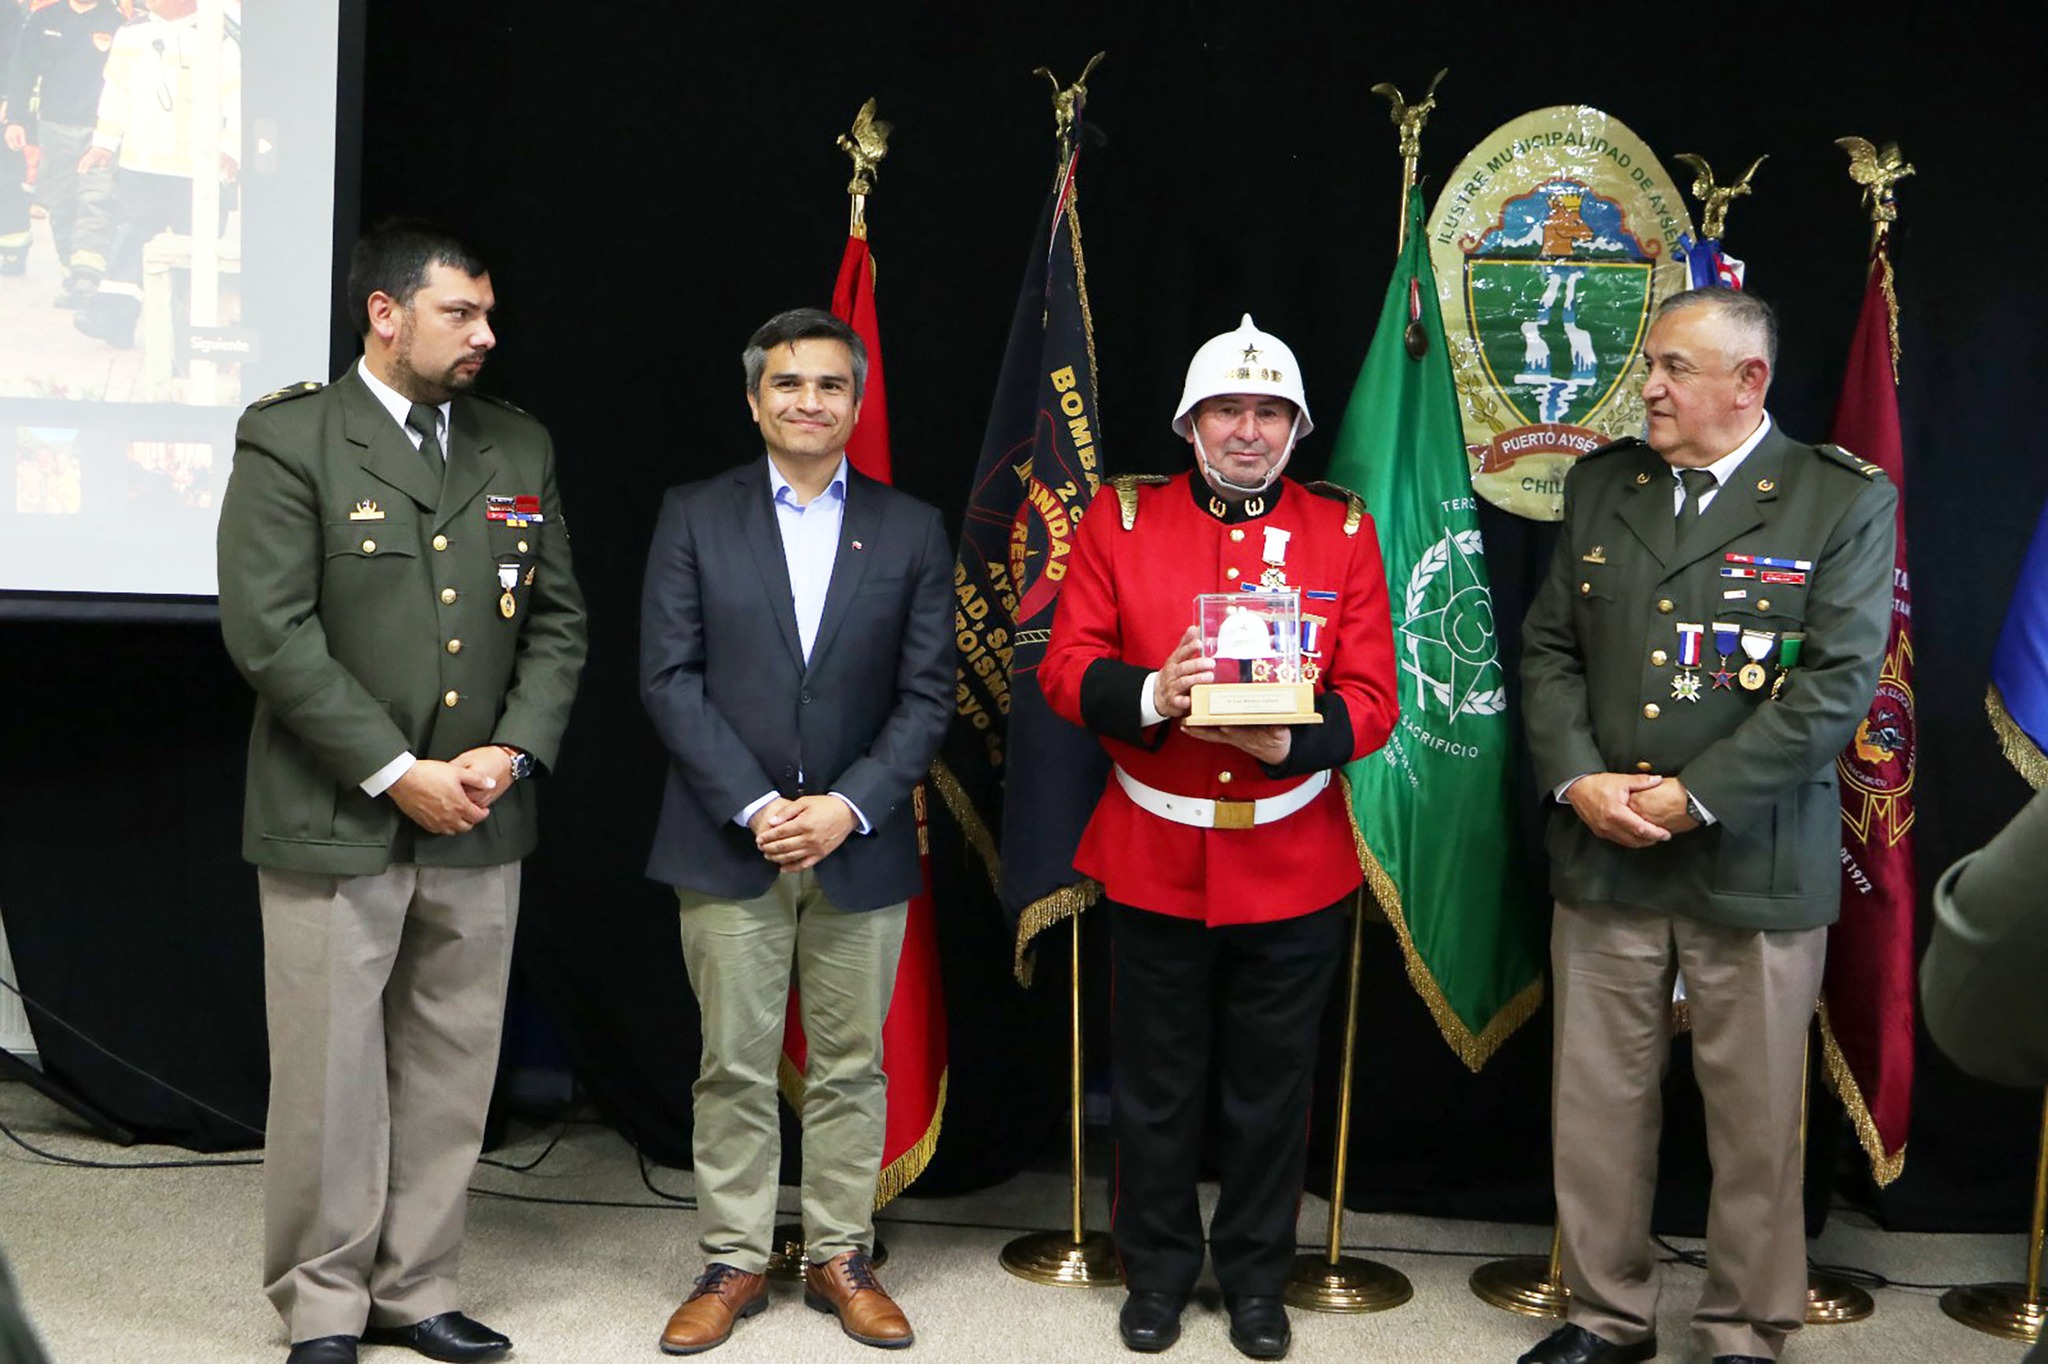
top-left (1802, 1032), bottom-right (1873, 1322)
top-left (998, 57), bottom-right (1119, 1289)
top-left (1370, 69), bottom-right (1444, 254)
top-left (1941, 1089), bottom-right (2048, 1343)
top-left (1283, 76), bottom-right (1454, 1317)
top-left (999, 911), bottom-right (1121, 1286)
top-left (767, 102), bottom-right (898, 1280)
top-left (1281, 891), bottom-right (1413, 1311)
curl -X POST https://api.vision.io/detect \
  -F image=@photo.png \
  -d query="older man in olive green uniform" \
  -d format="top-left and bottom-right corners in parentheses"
top-left (218, 221), bottom-right (586, 1364)
top-left (1516, 288), bottom-right (1895, 1364)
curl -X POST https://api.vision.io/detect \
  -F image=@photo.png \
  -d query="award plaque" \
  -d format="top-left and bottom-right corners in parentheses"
top-left (1185, 591), bottom-right (1323, 726)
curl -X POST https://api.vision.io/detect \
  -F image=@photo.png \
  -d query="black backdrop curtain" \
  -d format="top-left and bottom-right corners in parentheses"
top-left (4, 3), bottom-right (2046, 1234)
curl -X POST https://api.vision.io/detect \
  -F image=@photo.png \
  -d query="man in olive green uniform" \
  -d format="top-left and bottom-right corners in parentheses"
top-left (1517, 288), bottom-right (1895, 1364)
top-left (217, 220), bottom-right (586, 1364)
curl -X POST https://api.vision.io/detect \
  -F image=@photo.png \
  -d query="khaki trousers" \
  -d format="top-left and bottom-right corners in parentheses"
top-left (258, 863), bottom-right (519, 1342)
top-left (1550, 899), bottom-right (1825, 1361)
top-left (676, 873), bottom-right (905, 1273)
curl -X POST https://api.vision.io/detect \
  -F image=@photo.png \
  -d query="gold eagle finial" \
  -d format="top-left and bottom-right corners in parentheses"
top-left (1034, 51), bottom-right (1106, 148)
top-left (1836, 137), bottom-right (1915, 223)
top-left (1673, 152), bottom-right (1768, 242)
top-left (1369, 67), bottom-right (1448, 160)
top-left (837, 98), bottom-right (892, 198)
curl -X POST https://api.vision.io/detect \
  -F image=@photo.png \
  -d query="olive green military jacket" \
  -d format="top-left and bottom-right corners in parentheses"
top-left (216, 364), bottom-right (588, 876)
top-left (1521, 425), bottom-right (1896, 931)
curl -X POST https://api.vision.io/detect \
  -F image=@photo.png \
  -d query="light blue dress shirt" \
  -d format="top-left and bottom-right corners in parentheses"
top-left (736, 456), bottom-right (870, 834)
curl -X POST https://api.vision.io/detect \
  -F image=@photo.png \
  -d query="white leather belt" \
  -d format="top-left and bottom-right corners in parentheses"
top-left (1113, 766), bottom-right (1329, 831)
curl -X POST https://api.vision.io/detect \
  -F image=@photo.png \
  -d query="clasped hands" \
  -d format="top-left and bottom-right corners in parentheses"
top-left (389, 746), bottom-right (515, 835)
top-left (1568, 771), bottom-right (1699, 848)
top-left (1154, 625), bottom-right (1293, 766)
top-left (750, 795), bottom-right (855, 874)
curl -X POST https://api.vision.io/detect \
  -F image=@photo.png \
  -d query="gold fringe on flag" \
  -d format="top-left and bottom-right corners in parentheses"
top-left (1816, 997), bottom-right (1907, 1187)
top-left (926, 759), bottom-right (1103, 986)
top-left (1339, 782), bottom-right (1543, 1072)
top-left (1989, 684), bottom-right (2048, 791)
top-left (1011, 878), bottom-right (1103, 988)
top-left (777, 1056), bottom-right (950, 1210)
top-left (929, 759), bottom-right (1001, 893)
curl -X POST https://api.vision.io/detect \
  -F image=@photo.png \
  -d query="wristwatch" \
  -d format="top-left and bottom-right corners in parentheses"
top-left (498, 745), bottom-right (534, 782)
top-left (1684, 790), bottom-right (1708, 825)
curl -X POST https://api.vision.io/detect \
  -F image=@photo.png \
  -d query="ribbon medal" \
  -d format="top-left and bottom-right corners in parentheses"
top-left (1710, 621), bottom-right (1740, 690)
top-left (1672, 622), bottom-right (1705, 702)
top-left (1738, 628), bottom-right (1774, 691)
top-left (1770, 633), bottom-right (1805, 700)
top-left (1260, 526), bottom-right (1291, 589)
top-left (498, 563), bottom-right (519, 619)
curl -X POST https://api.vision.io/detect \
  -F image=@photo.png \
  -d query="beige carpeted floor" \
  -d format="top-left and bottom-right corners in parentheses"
top-left (0, 1081), bottom-right (2034, 1363)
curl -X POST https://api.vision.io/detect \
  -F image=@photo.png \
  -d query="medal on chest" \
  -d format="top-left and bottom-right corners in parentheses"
top-left (1671, 622), bottom-right (1704, 702)
top-left (1738, 628), bottom-right (1774, 691)
top-left (498, 563), bottom-right (519, 619)
top-left (1255, 526), bottom-right (1291, 590)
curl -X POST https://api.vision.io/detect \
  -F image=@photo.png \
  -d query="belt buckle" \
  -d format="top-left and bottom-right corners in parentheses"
top-left (1212, 798), bottom-right (1255, 831)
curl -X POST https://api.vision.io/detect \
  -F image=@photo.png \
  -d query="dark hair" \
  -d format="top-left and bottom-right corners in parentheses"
top-left (742, 308), bottom-right (868, 402)
top-left (345, 219), bottom-right (489, 337)
top-left (1654, 286), bottom-right (1778, 369)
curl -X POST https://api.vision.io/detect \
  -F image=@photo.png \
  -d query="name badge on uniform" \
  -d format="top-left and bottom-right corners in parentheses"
top-left (498, 563), bottom-right (519, 619)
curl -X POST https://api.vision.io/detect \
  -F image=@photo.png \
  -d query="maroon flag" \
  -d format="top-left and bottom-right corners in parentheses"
top-left (778, 230), bottom-right (949, 1204)
top-left (1821, 239), bottom-right (1913, 1186)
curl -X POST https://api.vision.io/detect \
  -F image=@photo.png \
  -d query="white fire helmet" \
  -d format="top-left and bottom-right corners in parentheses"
top-left (1169, 313), bottom-right (1314, 441)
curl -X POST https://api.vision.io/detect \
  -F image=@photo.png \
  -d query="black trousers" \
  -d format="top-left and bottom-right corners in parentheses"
top-left (1107, 896), bottom-right (1347, 1297)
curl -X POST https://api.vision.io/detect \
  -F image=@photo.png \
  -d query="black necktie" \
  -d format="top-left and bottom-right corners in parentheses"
top-left (1677, 467), bottom-right (1716, 521)
top-left (405, 402), bottom-right (444, 481)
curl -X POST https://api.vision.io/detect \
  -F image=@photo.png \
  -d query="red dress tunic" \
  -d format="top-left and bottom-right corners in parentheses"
top-left (1041, 471), bottom-right (1399, 924)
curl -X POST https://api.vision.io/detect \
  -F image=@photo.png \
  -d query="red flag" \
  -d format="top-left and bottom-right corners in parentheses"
top-left (777, 231), bottom-right (948, 1205)
top-left (1820, 239), bottom-right (1914, 1187)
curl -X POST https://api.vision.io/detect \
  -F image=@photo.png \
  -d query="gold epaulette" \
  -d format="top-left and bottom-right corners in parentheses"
top-left (1818, 443), bottom-right (1884, 479)
top-left (250, 381), bottom-right (323, 408)
top-left (1303, 480), bottom-right (1367, 536)
top-left (1108, 474), bottom-right (1171, 530)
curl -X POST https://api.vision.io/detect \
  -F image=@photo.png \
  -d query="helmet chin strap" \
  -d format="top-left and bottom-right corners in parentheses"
top-left (1192, 412), bottom-right (1301, 498)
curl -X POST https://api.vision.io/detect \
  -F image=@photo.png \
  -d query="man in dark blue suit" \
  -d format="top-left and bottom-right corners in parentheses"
top-left (639, 308), bottom-right (951, 1356)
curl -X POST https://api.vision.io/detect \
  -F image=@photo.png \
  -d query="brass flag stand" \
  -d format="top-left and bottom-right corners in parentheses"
top-left (1471, 1226), bottom-right (1568, 1318)
top-left (1000, 911), bottom-right (1122, 1286)
top-left (1941, 1091), bottom-right (2048, 1342)
top-left (1284, 893), bottom-right (1413, 1311)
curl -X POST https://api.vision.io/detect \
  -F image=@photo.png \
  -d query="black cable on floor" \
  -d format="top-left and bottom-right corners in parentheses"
top-left (0, 1116), bottom-right (258, 1169)
top-left (0, 973), bottom-right (266, 1137)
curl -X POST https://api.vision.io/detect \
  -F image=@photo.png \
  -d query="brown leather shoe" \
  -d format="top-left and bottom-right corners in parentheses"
top-left (660, 1263), bottom-right (767, 1355)
top-left (803, 1250), bottom-right (913, 1348)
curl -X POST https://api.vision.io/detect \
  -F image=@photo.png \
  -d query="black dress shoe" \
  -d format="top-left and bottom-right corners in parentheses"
top-left (1224, 1296), bottom-right (1290, 1360)
top-left (1518, 1323), bottom-right (1656, 1363)
top-left (285, 1337), bottom-right (358, 1364)
top-left (1711, 1357), bottom-right (1771, 1363)
top-left (1119, 1291), bottom-right (1186, 1352)
top-left (362, 1312), bottom-right (511, 1362)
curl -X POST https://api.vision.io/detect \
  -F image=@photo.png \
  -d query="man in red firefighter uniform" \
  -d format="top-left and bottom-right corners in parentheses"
top-left (1042, 314), bottom-right (1399, 1360)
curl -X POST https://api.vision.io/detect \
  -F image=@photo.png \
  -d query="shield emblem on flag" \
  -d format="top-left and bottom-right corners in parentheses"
top-left (1430, 108), bottom-right (1695, 521)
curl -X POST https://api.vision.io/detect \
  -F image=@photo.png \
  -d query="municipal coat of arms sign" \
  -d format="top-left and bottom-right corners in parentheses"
top-left (1429, 107), bottom-right (1696, 521)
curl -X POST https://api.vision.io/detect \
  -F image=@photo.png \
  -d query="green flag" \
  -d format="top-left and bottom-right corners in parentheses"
top-left (1328, 186), bottom-right (1544, 1069)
